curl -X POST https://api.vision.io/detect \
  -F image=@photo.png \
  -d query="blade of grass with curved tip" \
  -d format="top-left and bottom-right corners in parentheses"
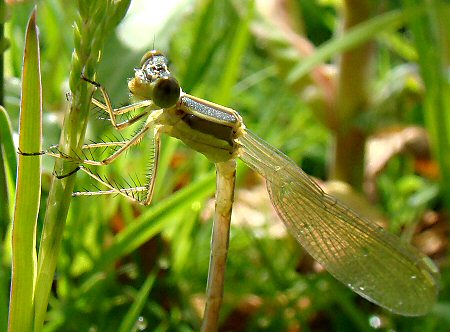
top-left (8, 8), bottom-right (41, 332)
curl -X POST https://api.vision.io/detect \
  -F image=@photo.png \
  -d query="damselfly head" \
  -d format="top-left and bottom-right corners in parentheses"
top-left (129, 50), bottom-right (181, 108)
top-left (140, 50), bottom-right (171, 81)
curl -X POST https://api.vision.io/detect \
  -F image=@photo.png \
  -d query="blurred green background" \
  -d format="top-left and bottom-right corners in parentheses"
top-left (1, 0), bottom-right (449, 331)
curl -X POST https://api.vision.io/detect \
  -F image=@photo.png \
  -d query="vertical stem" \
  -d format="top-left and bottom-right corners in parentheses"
top-left (33, 2), bottom-right (131, 330)
top-left (201, 160), bottom-right (236, 332)
top-left (0, 0), bottom-right (4, 106)
top-left (9, 9), bottom-right (41, 332)
top-left (331, 0), bottom-right (374, 189)
top-left (0, 0), bottom-right (8, 245)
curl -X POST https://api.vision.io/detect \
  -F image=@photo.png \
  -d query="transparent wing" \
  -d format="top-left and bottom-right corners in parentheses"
top-left (238, 129), bottom-right (439, 316)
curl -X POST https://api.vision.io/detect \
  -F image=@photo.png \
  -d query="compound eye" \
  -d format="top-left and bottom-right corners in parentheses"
top-left (152, 76), bottom-right (180, 108)
top-left (139, 50), bottom-right (164, 67)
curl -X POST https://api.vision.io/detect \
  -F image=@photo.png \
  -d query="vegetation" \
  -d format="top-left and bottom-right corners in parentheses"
top-left (1, 0), bottom-right (449, 331)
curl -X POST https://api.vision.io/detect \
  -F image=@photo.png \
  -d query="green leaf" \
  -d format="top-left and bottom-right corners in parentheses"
top-left (109, 0), bottom-right (132, 29)
top-left (0, 106), bottom-right (16, 242)
top-left (90, 171), bottom-right (216, 274)
top-left (0, 106), bottom-right (17, 188)
top-left (8, 7), bottom-right (41, 332)
top-left (117, 270), bottom-right (157, 332)
top-left (287, 8), bottom-right (423, 83)
top-left (213, 0), bottom-right (255, 105)
top-left (405, 0), bottom-right (450, 208)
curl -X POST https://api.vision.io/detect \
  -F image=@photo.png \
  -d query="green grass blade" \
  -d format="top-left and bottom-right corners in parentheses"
top-left (0, 106), bottom-right (15, 332)
top-left (0, 106), bottom-right (16, 242)
top-left (0, 106), bottom-right (17, 188)
top-left (287, 7), bottom-right (423, 83)
top-left (117, 270), bottom-right (157, 332)
top-left (0, 265), bottom-right (7, 331)
top-left (90, 171), bottom-right (216, 274)
top-left (212, 0), bottom-right (254, 105)
top-left (109, 0), bottom-right (131, 28)
top-left (405, 0), bottom-right (450, 207)
top-left (8, 8), bottom-right (41, 332)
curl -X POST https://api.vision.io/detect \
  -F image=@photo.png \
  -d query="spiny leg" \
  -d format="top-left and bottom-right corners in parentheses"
top-left (74, 166), bottom-right (147, 203)
top-left (72, 129), bottom-right (161, 205)
top-left (91, 98), bottom-right (152, 130)
top-left (83, 75), bottom-right (154, 130)
top-left (47, 77), bottom-right (163, 202)
top-left (46, 124), bottom-right (151, 167)
top-left (141, 130), bottom-right (160, 206)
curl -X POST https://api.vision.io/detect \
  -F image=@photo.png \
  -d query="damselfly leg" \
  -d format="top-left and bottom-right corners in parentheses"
top-left (46, 77), bottom-right (162, 204)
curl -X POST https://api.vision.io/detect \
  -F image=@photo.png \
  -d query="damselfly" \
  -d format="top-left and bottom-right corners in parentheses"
top-left (46, 50), bottom-right (439, 330)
